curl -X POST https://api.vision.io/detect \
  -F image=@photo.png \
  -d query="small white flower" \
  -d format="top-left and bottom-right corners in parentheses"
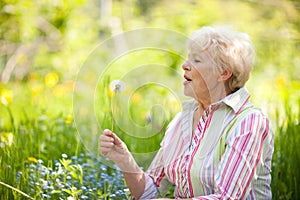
top-left (110, 80), bottom-right (126, 93)
top-left (62, 153), bottom-right (68, 159)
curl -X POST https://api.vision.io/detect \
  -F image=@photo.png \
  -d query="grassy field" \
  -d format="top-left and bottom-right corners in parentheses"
top-left (271, 101), bottom-right (300, 200)
top-left (0, 0), bottom-right (299, 199)
top-left (0, 80), bottom-right (300, 199)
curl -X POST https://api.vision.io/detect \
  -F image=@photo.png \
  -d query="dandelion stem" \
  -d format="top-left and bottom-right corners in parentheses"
top-left (109, 80), bottom-right (126, 132)
top-left (0, 181), bottom-right (34, 200)
top-left (111, 93), bottom-right (115, 132)
top-left (111, 115), bottom-right (114, 131)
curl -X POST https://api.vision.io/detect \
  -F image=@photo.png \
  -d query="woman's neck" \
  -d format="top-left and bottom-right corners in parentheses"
top-left (196, 85), bottom-right (228, 110)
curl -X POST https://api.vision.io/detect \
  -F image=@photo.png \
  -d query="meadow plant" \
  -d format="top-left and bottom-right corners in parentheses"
top-left (15, 153), bottom-right (128, 199)
top-left (271, 100), bottom-right (300, 199)
top-left (0, 110), bottom-right (84, 199)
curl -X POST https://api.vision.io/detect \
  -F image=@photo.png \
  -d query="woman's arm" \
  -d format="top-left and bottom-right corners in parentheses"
top-left (100, 111), bottom-right (183, 199)
top-left (99, 129), bottom-right (145, 199)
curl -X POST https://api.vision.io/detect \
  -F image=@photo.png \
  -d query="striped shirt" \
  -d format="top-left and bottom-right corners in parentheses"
top-left (139, 87), bottom-right (274, 199)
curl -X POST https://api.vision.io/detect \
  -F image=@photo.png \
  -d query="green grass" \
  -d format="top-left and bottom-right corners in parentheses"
top-left (0, 109), bottom-right (83, 199)
top-left (271, 100), bottom-right (300, 200)
top-left (0, 77), bottom-right (177, 199)
top-left (0, 83), bottom-right (300, 199)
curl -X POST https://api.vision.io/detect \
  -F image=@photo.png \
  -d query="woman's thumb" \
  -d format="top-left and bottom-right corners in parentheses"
top-left (111, 133), bottom-right (123, 146)
top-left (103, 129), bottom-right (123, 146)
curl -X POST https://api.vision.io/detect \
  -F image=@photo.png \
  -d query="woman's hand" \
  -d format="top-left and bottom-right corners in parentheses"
top-left (99, 129), bottom-right (129, 165)
top-left (100, 129), bottom-right (145, 199)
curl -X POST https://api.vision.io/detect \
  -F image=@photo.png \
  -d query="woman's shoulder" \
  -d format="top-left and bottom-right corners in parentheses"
top-left (238, 104), bottom-right (269, 121)
top-left (227, 104), bottom-right (272, 138)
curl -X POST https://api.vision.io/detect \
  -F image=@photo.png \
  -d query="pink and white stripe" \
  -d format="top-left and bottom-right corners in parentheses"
top-left (138, 87), bottom-right (273, 200)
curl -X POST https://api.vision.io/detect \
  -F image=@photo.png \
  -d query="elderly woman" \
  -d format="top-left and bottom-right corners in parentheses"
top-left (99, 26), bottom-right (274, 199)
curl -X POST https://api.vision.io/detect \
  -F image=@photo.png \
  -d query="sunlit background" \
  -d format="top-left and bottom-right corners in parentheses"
top-left (0, 0), bottom-right (299, 199)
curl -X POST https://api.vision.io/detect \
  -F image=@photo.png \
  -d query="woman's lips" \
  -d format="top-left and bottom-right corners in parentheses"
top-left (183, 75), bottom-right (192, 85)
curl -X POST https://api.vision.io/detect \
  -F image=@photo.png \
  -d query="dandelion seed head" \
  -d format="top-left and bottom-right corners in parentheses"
top-left (110, 80), bottom-right (126, 93)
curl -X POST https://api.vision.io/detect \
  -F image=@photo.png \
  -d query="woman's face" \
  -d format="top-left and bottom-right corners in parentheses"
top-left (182, 49), bottom-right (221, 102)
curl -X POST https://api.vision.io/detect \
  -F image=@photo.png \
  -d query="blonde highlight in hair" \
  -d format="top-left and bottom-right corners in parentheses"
top-left (187, 26), bottom-right (255, 93)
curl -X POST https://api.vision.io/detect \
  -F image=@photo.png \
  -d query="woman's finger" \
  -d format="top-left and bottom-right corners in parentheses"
top-left (99, 134), bottom-right (114, 142)
top-left (100, 146), bottom-right (112, 152)
top-left (110, 133), bottom-right (123, 146)
top-left (102, 129), bottom-right (125, 147)
top-left (103, 129), bottom-right (113, 136)
top-left (100, 141), bottom-right (114, 148)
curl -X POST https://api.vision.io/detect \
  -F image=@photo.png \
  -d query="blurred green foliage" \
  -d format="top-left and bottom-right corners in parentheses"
top-left (0, 0), bottom-right (299, 118)
top-left (272, 99), bottom-right (300, 200)
top-left (0, 0), bottom-right (300, 199)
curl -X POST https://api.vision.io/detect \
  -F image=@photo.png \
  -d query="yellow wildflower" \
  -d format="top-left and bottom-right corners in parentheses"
top-left (276, 74), bottom-right (286, 89)
top-left (0, 132), bottom-right (13, 147)
top-left (27, 157), bottom-right (38, 163)
top-left (45, 72), bottom-right (59, 87)
top-left (53, 84), bottom-right (65, 97)
top-left (65, 114), bottom-right (73, 124)
top-left (31, 84), bottom-right (43, 96)
top-left (108, 88), bottom-right (114, 98)
top-left (0, 89), bottom-right (13, 106)
top-left (131, 93), bottom-right (141, 104)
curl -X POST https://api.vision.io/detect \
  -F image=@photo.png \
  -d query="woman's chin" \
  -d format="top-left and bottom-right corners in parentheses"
top-left (183, 89), bottom-right (194, 99)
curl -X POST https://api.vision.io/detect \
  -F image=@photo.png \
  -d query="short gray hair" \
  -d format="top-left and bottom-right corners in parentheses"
top-left (187, 26), bottom-right (255, 93)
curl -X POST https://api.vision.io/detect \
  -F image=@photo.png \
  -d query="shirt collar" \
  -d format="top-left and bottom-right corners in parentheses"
top-left (219, 87), bottom-right (251, 114)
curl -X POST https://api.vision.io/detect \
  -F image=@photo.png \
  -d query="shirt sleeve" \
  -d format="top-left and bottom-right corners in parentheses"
top-left (192, 111), bottom-right (272, 200)
top-left (139, 112), bottom-right (183, 199)
top-left (138, 173), bottom-right (158, 199)
top-left (138, 146), bottom-right (169, 199)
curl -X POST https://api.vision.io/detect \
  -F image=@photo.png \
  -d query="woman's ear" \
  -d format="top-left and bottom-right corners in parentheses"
top-left (218, 69), bottom-right (232, 82)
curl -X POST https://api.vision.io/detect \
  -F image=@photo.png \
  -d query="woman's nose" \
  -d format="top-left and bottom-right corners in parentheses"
top-left (182, 61), bottom-right (191, 71)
